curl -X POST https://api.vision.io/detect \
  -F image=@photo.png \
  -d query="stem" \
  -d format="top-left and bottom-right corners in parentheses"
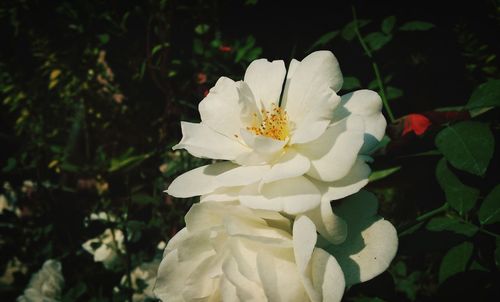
top-left (479, 228), bottom-right (500, 239)
top-left (351, 6), bottom-right (396, 123)
top-left (416, 203), bottom-right (449, 222)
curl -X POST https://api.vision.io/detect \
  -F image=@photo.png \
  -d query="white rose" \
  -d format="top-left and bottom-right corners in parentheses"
top-left (167, 50), bottom-right (385, 243)
top-left (82, 228), bottom-right (125, 269)
top-left (17, 259), bottom-right (64, 302)
top-left (154, 194), bottom-right (397, 302)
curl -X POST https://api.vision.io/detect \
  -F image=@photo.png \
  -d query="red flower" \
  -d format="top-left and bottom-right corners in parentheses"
top-left (402, 114), bottom-right (432, 136)
top-left (218, 45), bottom-right (232, 52)
top-left (196, 72), bottom-right (207, 84)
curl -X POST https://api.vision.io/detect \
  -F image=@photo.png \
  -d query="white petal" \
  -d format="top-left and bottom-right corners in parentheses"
top-left (239, 176), bottom-right (321, 214)
top-left (310, 248), bottom-right (345, 302)
top-left (299, 115), bottom-right (365, 182)
top-left (329, 190), bottom-right (398, 286)
top-left (283, 51), bottom-right (343, 108)
top-left (220, 276), bottom-right (239, 302)
top-left (199, 77), bottom-right (257, 137)
top-left (222, 255), bottom-right (266, 301)
top-left (334, 90), bottom-right (387, 154)
top-left (293, 215), bottom-right (320, 302)
top-left (305, 200), bottom-right (347, 245)
top-left (200, 187), bottom-right (242, 203)
top-left (166, 162), bottom-right (237, 198)
top-left (173, 122), bottom-right (248, 160)
top-left (215, 165), bottom-right (270, 187)
top-left (281, 51), bottom-right (342, 142)
top-left (293, 215), bottom-right (317, 273)
top-left (289, 90), bottom-right (341, 144)
top-left (240, 129), bottom-right (287, 154)
top-left (244, 59), bottom-right (286, 111)
top-left (262, 149), bottom-right (310, 184)
top-left (315, 158), bottom-right (371, 201)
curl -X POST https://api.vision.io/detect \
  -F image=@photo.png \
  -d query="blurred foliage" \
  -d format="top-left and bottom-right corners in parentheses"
top-left (1, 0), bottom-right (500, 301)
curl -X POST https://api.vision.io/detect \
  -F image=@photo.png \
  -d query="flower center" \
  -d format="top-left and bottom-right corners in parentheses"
top-left (246, 103), bottom-right (289, 141)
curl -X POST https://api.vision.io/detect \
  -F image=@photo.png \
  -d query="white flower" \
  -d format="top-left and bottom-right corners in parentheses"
top-left (82, 228), bottom-right (125, 269)
top-left (17, 259), bottom-right (64, 302)
top-left (154, 194), bottom-right (397, 302)
top-left (167, 50), bottom-right (385, 243)
top-left (0, 194), bottom-right (12, 214)
top-left (121, 260), bottom-right (160, 302)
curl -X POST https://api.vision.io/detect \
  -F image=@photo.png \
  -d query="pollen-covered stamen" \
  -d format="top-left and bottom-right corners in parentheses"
top-left (246, 103), bottom-right (289, 141)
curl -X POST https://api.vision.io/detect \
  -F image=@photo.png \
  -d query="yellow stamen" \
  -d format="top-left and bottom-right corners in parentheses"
top-left (246, 103), bottom-right (289, 141)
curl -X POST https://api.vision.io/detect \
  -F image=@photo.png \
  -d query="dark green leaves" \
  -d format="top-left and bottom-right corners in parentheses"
top-left (438, 242), bottom-right (473, 283)
top-left (387, 86), bottom-right (404, 100)
top-left (436, 158), bottom-right (479, 215)
top-left (341, 19), bottom-right (371, 41)
top-left (381, 16), bottom-right (396, 34)
top-left (307, 31), bottom-right (339, 52)
top-left (478, 184), bottom-right (500, 225)
top-left (426, 216), bottom-right (478, 237)
top-left (342, 76), bottom-right (361, 90)
top-left (399, 21), bottom-right (435, 31)
top-left (131, 193), bottom-right (158, 205)
top-left (435, 122), bottom-right (494, 176)
top-left (466, 79), bottom-right (500, 109)
top-left (364, 32), bottom-right (392, 51)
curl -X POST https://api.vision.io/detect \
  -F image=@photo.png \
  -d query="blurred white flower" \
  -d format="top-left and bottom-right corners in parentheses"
top-left (0, 194), bottom-right (11, 214)
top-left (82, 228), bottom-right (125, 269)
top-left (156, 241), bottom-right (166, 250)
top-left (167, 50), bottom-right (385, 243)
top-left (17, 259), bottom-right (64, 302)
top-left (154, 202), bottom-right (347, 302)
top-left (0, 257), bottom-right (27, 285)
top-left (21, 180), bottom-right (36, 195)
top-left (121, 259), bottom-right (160, 302)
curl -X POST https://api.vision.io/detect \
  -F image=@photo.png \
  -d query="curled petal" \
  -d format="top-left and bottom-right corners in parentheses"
top-left (239, 176), bottom-right (321, 214)
top-left (299, 115), bottom-right (365, 182)
top-left (305, 200), bottom-right (347, 245)
top-left (166, 162), bottom-right (236, 198)
top-left (328, 190), bottom-right (398, 286)
top-left (173, 122), bottom-right (248, 160)
top-left (335, 90), bottom-right (387, 154)
top-left (262, 149), bottom-right (310, 184)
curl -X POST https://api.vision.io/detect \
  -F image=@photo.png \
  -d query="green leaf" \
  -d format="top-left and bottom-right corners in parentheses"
top-left (2, 157), bottom-right (16, 172)
top-left (399, 21), bottom-right (435, 31)
top-left (438, 241), bottom-right (473, 283)
top-left (235, 36), bottom-right (257, 62)
top-left (466, 79), bottom-right (500, 109)
top-left (341, 19), bottom-right (371, 41)
top-left (131, 193), bottom-right (158, 205)
top-left (478, 184), bottom-right (500, 225)
top-left (97, 34), bottom-right (110, 44)
top-left (63, 282), bottom-right (87, 302)
top-left (387, 86), bottom-right (404, 100)
top-left (109, 150), bottom-right (150, 173)
top-left (342, 76), bottom-right (361, 90)
top-left (364, 32), bottom-right (392, 51)
top-left (193, 38), bottom-right (204, 55)
top-left (369, 166), bottom-right (401, 182)
top-left (381, 16), bottom-right (396, 34)
top-left (426, 216), bottom-right (478, 237)
top-left (194, 24), bottom-right (210, 35)
top-left (307, 30), bottom-right (339, 52)
top-left (435, 121), bottom-right (494, 176)
top-left (436, 158), bottom-right (479, 215)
